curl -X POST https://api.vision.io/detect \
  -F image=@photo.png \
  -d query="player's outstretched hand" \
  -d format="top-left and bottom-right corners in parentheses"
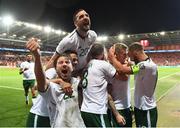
top-left (26, 38), bottom-right (40, 56)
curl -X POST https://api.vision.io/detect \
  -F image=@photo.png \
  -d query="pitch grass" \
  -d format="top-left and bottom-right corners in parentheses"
top-left (0, 67), bottom-right (180, 127)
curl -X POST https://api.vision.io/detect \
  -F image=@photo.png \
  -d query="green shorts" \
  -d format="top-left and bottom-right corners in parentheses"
top-left (81, 111), bottom-right (111, 127)
top-left (134, 107), bottom-right (158, 127)
top-left (111, 107), bottom-right (132, 127)
top-left (26, 112), bottom-right (50, 127)
top-left (23, 80), bottom-right (35, 89)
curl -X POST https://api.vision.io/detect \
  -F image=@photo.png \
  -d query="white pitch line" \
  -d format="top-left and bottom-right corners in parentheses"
top-left (158, 71), bottom-right (180, 80)
top-left (130, 71), bottom-right (180, 91)
top-left (157, 83), bottom-right (179, 102)
top-left (0, 86), bottom-right (23, 91)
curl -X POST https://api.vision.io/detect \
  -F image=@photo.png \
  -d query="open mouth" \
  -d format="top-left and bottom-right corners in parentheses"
top-left (84, 22), bottom-right (89, 26)
top-left (62, 69), bottom-right (68, 74)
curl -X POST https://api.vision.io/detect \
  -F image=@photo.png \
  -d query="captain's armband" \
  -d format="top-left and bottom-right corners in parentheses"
top-left (131, 65), bottom-right (140, 74)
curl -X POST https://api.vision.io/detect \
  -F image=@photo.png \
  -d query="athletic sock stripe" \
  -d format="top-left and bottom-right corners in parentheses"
top-left (100, 114), bottom-right (106, 128)
top-left (34, 114), bottom-right (38, 128)
top-left (147, 110), bottom-right (151, 127)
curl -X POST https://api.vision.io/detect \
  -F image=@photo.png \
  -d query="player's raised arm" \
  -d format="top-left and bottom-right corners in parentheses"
top-left (108, 46), bottom-right (139, 75)
top-left (26, 38), bottom-right (48, 92)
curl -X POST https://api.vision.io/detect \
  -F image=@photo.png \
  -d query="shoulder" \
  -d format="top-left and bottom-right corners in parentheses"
top-left (91, 60), bottom-right (112, 68)
top-left (88, 30), bottom-right (97, 40)
top-left (21, 61), bottom-right (27, 65)
top-left (61, 30), bottom-right (77, 43)
top-left (88, 30), bottom-right (97, 37)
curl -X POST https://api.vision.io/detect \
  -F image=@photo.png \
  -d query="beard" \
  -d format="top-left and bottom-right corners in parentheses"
top-left (81, 24), bottom-right (90, 32)
top-left (133, 58), bottom-right (139, 64)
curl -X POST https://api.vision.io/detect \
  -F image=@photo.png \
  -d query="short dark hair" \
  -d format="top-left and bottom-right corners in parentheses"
top-left (73, 9), bottom-right (85, 22)
top-left (53, 53), bottom-right (70, 68)
top-left (64, 50), bottom-right (77, 55)
top-left (26, 53), bottom-right (32, 56)
top-left (129, 42), bottom-right (144, 52)
top-left (88, 43), bottom-right (104, 59)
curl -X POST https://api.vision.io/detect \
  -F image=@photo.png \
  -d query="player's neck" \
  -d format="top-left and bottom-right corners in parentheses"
top-left (138, 53), bottom-right (149, 62)
top-left (76, 29), bottom-right (88, 38)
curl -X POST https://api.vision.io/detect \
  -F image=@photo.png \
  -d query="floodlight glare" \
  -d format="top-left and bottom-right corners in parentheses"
top-left (62, 31), bottom-right (66, 35)
top-left (2, 16), bottom-right (14, 25)
top-left (97, 36), bottom-right (108, 41)
top-left (118, 34), bottom-right (124, 40)
top-left (44, 26), bottom-right (52, 33)
top-left (160, 31), bottom-right (165, 36)
top-left (55, 30), bottom-right (62, 35)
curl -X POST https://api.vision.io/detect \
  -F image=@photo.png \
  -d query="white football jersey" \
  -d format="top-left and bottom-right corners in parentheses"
top-left (109, 76), bottom-right (131, 110)
top-left (20, 61), bottom-right (35, 80)
top-left (56, 29), bottom-right (97, 71)
top-left (30, 95), bottom-right (49, 117)
top-left (45, 68), bottom-right (57, 79)
top-left (134, 58), bottom-right (158, 110)
top-left (39, 77), bottom-right (85, 127)
top-left (81, 59), bottom-right (116, 114)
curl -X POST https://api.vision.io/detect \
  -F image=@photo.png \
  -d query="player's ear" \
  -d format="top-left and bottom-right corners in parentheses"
top-left (74, 20), bottom-right (78, 28)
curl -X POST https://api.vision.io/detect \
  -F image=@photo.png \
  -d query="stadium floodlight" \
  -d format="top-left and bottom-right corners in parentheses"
top-left (160, 31), bottom-right (165, 36)
top-left (97, 36), bottom-right (108, 41)
top-left (127, 35), bottom-right (130, 38)
top-left (118, 34), bottom-right (125, 40)
top-left (2, 33), bottom-right (7, 36)
top-left (15, 21), bottom-right (23, 26)
top-left (2, 15), bottom-right (14, 25)
top-left (44, 26), bottom-right (52, 33)
top-left (51, 29), bottom-right (55, 33)
top-left (35, 25), bottom-right (43, 30)
top-left (55, 30), bottom-right (62, 35)
top-left (62, 31), bottom-right (67, 35)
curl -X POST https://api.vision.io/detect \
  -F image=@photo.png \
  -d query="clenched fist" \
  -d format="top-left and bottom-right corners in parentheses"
top-left (26, 38), bottom-right (41, 56)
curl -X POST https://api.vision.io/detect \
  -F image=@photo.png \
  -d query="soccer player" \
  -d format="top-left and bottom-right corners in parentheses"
top-left (19, 54), bottom-right (36, 105)
top-left (128, 42), bottom-right (158, 127)
top-left (26, 94), bottom-right (50, 127)
top-left (46, 9), bottom-right (97, 76)
top-left (26, 50), bottom-right (79, 127)
top-left (26, 38), bottom-right (85, 127)
top-left (108, 42), bottom-right (158, 127)
top-left (45, 50), bottom-right (79, 79)
top-left (108, 43), bottom-right (132, 127)
top-left (80, 43), bottom-right (126, 127)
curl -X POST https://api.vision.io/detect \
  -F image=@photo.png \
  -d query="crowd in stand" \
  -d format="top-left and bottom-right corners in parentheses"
top-left (0, 51), bottom-right (51, 67)
top-left (0, 43), bottom-right (56, 52)
top-left (147, 52), bottom-right (180, 66)
top-left (0, 51), bottom-right (180, 67)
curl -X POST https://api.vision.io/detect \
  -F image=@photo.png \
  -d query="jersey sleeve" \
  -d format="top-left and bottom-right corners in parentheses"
top-left (20, 62), bottom-right (25, 69)
top-left (103, 61), bottom-right (116, 78)
top-left (91, 30), bottom-right (97, 42)
top-left (45, 68), bottom-right (57, 79)
top-left (56, 37), bottom-right (72, 54)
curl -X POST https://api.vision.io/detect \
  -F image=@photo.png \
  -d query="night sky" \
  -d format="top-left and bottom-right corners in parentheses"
top-left (0, 0), bottom-right (180, 36)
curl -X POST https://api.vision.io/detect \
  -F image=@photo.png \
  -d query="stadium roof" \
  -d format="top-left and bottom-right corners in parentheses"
top-left (0, 17), bottom-right (180, 49)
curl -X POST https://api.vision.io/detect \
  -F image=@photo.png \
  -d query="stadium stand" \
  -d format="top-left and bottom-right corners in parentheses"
top-left (0, 18), bottom-right (180, 67)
